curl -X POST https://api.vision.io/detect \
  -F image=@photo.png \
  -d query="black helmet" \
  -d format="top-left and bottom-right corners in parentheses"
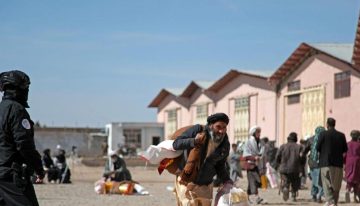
top-left (0, 70), bottom-right (30, 92)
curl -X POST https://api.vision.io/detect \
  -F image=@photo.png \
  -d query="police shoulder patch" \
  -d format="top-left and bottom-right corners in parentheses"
top-left (22, 119), bottom-right (31, 129)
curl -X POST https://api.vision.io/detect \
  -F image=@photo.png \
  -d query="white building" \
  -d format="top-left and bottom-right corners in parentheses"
top-left (105, 122), bottom-right (164, 154)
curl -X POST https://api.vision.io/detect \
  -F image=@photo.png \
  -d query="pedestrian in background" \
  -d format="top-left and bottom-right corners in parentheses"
top-left (299, 138), bottom-right (308, 189)
top-left (242, 125), bottom-right (266, 204)
top-left (302, 126), bottom-right (325, 203)
top-left (317, 117), bottom-right (348, 206)
top-left (229, 143), bottom-right (243, 184)
top-left (275, 132), bottom-right (302, 202)
top-left (344, 130), bottom-right (360, 203)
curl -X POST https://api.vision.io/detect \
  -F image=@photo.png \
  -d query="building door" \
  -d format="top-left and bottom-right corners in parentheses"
top-left (152, 136), bottom-right (160, 145)
top-left (301, 85), bottom-right (325, 138)
top-left (234, 97), bottom-right (249, 143)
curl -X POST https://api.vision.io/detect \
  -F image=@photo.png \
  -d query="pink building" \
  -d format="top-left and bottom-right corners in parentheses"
top-left (179, 80), bottom-right (216, 127)
top-left (270, 43), bottom-right (360, 144)
top-left (149, 15), bottom-right (360, 145)
top-left (269, 15), bottom-right (360, 144)
top-left (206, 70), bottom-right (276, 143)
top-left (148, 71), bottom-right (276, 144)
top-left (148, 88), bottom-right (188, 139)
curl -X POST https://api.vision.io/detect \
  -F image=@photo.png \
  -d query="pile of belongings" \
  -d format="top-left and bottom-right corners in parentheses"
top-left (94, 180), bottom-right (149, 195)
top-left (216, 187), bottom-right (250, 206)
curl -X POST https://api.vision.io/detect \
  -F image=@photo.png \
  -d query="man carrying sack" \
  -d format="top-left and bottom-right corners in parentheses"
top-left (172, 113), bottom-right (233, 206)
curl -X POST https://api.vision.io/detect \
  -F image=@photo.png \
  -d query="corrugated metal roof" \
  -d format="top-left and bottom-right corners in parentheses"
top-left (193, 80), bottom-right (215, 89)
top-left (352, 14), bottom-right (360, 68)
top-left (207, 69), bottom-right (268, 92)
top-left (166, 88), bottom-right (184, 96)
top-left (180, 81), bottom-right (214, 98)
top-left (148, 88), bottom-right (185, 107)
top-left (269, 43), bottom-right (359, 84)
top-left (308, 43), bottom-right (353, 63)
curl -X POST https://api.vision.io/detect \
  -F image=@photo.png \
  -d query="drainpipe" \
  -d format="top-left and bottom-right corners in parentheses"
top-left (227, 98), bottom-right (232, 143)
top-left (275, 84), bottom-right (280, 147)
top-left (275, 92), bottom-right (279, 147)
top-left (255, 94), bottom-right (258, 124)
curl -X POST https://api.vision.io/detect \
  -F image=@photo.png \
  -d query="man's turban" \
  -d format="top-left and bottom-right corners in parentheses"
top-left (207, 113), bottom-right (229, 125)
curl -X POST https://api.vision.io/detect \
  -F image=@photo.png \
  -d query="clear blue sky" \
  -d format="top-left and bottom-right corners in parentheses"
top-left (1, 0), bottom-right (360, 128)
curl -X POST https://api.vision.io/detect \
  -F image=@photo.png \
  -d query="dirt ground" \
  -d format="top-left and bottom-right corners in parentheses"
top-left (34, 163), bottom-right (358, 206)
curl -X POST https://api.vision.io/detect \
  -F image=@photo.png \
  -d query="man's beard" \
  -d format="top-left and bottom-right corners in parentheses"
top-left (209, 130), bottom-right (224, 143)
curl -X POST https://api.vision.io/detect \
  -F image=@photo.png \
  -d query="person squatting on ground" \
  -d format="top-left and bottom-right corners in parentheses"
top-left (302, 126), bottom-right (325, 203)
top-left (0, 70), bottom-right (45, 206)
top-left (344, 130), bottom-right (360, 203)
top-left (42, 148), bottom-right (58, 183)
top-left (316, 117), bottom-right (348, 206)
top-left (103, 150), bottom-right (132, 182)
top-left (172, 113), bottom-right (233, 206)
top-left (242, 125), bottom-right (266, 204)
top-left (54, 146), bottom-right (71, 183)
top-left (275, 132), bottom-right (302, 202)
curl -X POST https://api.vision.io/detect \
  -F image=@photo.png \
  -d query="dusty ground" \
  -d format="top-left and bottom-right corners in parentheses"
top-left (34, 162), bottom-right (358, 206)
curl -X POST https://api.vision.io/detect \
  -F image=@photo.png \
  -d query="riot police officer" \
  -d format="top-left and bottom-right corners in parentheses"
top-left (0, 70), bottom-right (45, 206)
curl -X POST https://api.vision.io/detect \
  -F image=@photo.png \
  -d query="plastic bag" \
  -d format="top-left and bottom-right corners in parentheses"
top-left (265, 162), bottom-right (278, 188)
top-left (217, 187), bottom-right (249, 206)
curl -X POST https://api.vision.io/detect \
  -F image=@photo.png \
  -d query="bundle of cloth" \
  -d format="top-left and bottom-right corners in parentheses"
top-left (140, 125), bottom-right (206, 185)
top-left (139, 126), bottom-right (191, 176)
top-left (139, 140), bottom-right (183, 165)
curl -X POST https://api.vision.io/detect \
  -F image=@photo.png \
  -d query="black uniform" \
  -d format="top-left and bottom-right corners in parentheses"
top-left (0, 71), bottom-right (44, 206)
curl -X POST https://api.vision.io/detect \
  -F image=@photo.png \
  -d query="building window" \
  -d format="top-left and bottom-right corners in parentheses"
top-left (195, 104), bottom-right (208, 124)
top-left (234, 97), bottom-right (249, 142)
top-left (123, 129), bottom-right (142, 148)
top-left (287, 80), bottom-right (301, 104)
top-left (166, 109), bottom-right (177, 136)
top-left (334, 71), bottom-right (351, 98)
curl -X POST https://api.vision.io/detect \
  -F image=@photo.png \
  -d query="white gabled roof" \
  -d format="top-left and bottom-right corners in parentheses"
top-left (308, 43), bottom-right (353, 63)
